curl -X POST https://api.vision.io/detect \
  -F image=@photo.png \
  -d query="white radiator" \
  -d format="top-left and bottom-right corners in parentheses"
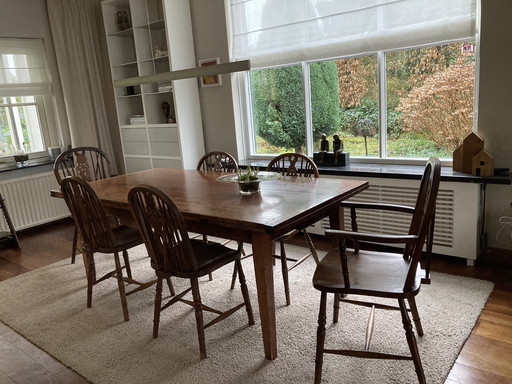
top-left (308, 176), bottom-right (480, 262)
top-left (0, 172), bottom-right (69, 231)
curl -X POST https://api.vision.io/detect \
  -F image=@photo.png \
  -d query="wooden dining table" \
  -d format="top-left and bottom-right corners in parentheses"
top-left (54, 168), bottom-right (368, 360)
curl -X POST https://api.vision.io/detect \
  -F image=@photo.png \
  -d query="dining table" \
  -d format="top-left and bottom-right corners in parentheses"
top-left (53, 167), bottom-right (368, 360)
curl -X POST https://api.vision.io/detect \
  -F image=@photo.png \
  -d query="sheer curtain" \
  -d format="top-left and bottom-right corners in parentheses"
top-left (47, 0), bottom-right (119, 172)
top-left (227, 0), bottom-right (478, 67)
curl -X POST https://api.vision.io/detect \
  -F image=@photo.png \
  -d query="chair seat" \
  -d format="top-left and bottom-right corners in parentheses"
top-left (191, 240), bottom-right (240, 274)
top-left (152, 239), bottom-right (240, 278)
top-left (313, 249), bottom-right (422, 298)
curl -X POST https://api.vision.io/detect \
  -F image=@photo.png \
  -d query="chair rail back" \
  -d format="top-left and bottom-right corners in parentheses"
top-left (60, 176), bottom-right (116, 252)
top-left (54, 146), bottom-right (113, 185)
top-left (266, 153), bottom-right (319, 178)
top-left (128, 185), bottom-right (198, 275)
top-left (404, 157), bottom-right (441, 290)
top-left (196, 151), bottom-right (238, 173)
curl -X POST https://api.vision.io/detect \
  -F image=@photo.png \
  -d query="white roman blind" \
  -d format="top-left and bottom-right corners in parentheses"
top-left (227, 0), bottom-right (478, 67)
top-left (0, 39), bottom-right (49, 96)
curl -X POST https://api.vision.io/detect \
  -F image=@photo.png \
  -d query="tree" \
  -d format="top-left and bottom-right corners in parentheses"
top-left (397, 56), bottom-right (475, 149)
top-left (251, 62), bottom-right (340, 153)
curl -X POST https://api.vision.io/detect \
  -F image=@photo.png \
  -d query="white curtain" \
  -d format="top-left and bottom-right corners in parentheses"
top-left (228, 0), bottom-right (478, 67)
top-left (47, 0), bottom-right (119, 172)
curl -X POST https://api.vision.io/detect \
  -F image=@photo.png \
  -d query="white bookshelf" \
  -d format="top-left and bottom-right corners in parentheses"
top-left (102, 0), bottom-right (204, 172)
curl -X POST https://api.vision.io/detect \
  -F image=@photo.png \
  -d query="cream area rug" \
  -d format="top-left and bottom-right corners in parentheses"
top-left (0, 244), bottom-right (494, 384)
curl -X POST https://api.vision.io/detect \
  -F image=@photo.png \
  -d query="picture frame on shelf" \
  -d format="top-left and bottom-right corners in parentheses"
top-left (198, 57), bottom-right (222, 87)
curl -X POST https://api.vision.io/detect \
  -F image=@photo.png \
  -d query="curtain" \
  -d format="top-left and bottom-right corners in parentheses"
top-left (47, 0), bottom-right (119, 172)
top-left (228, 0), bottom-right (478, 68)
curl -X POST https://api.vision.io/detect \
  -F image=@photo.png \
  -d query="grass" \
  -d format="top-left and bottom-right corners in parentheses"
top-left (255, 134), bottom-right (452, 159)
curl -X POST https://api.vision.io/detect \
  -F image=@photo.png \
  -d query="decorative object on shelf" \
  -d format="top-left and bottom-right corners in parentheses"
top-left (217, 168), bottom-right (281, 196)
top-left (313, 135), bottom-right (350, 167)
top-left (130, 114), bottom-right (145, 125)
top-left (116, 10), bottom-right (130, 31)
top-left (161, 102), bottom-right (175, 123)
top-left (471, 149), bottom-right (494, 177)
top-left (198, 57), bottom-right (222, 87)
top-left (116, 11), bottom-right (124, 31)
top-left (13, 151), bottom-right (29, 167)
top-left (122, 11), bottom-right (131, 30)
top-left (453, 132), bottom-right (495, 176)
top-left (157, 81), bottom-right (172, 93)
top-left (318, 133), bottom-right (329, 164)
top-left (154, 45), bottom-right (168, 58)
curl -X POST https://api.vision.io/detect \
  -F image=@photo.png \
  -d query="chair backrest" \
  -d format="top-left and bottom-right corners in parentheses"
top-left (128, 185), bottom-right (198, 275)
top-left (54, 146), bottom-right (113, 185)
top-left (196, 151), bottom-right (238, 173)
top-left (404, 157), bottom-right (441, 289)
top-left (60, 176), bottom-right (116, 252)
top-left (266, 153), bottom-right (319, 178)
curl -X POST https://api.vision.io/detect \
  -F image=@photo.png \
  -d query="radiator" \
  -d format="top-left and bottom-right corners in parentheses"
top-left (0, 172), bottom-right (69, 231)
top-left (308, 176), bottom-right (480, 262)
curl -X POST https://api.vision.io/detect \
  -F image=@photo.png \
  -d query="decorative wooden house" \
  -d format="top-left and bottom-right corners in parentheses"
top-left (472, 149), bottom-right (495, 177)
top-left (452, 145), bottom-right (464, 172)
top-left (462, 132), bottom-right (485, 174)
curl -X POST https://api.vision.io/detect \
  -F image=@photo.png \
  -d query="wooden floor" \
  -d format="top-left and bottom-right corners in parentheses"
top-left (0, 220), bottom-right (511, 383)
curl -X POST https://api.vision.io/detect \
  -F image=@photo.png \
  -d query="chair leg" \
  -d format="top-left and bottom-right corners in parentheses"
top-left (191, 277), bottom-right (207, 359)
top-left (407, 297), bottom-right (424, 336)
top-left (235, 259), bottom-right (255, 325)
top-left (314, 291), bottom-right (328, 384)
top-left (333, 293), bottom-right (341, 323)
top-left (71, 225), bottom-right (78, 264)
top-left (303, 230), bottom-right (320, 264)
top-left (230, 264), bottom-right (238, 290)
top-left (153, 277), bottom-right (163, 338)
top-left (121, 250), bottom-right (133, 279)
top-left (279, 239), bottom-right (291, 306)
top-left (114, 252), bottom-right (129, 322)
top-left (166, 277), bottom-right (175, 296)
top-left (84, 251), bottom-right (94, 308)
top-left (398, 299), bottom-right (426, 384)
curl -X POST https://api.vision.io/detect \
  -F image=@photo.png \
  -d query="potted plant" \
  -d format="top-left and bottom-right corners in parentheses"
top-left (237, 165), bottom-right (260, 195)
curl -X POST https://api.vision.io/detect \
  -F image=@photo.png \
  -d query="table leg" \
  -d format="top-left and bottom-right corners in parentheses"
top-left (251, 232), bottom-right (277, 360)
top-left (328, 204), bottom-right (344, 246)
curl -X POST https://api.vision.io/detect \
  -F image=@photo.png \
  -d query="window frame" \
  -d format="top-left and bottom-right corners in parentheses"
top-left (235, 38), bottom-right (479, 165)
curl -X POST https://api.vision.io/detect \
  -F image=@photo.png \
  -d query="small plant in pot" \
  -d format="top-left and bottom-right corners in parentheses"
top-left (237, 165), bottom-right (260, 195)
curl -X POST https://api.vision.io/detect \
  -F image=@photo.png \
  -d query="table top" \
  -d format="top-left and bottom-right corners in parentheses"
top-left (88, 168), bottom-right (368, 236)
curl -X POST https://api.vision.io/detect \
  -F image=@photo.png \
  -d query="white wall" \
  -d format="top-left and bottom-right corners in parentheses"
top-left (189, 0), bottom-right (239, 159)
top-left (477, 0), bottom-right (512, 249)
top-left (0, 0), bottom-right (70, 148)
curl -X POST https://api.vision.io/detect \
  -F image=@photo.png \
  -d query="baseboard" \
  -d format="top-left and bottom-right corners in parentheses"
top-left (481, 247), bottom-right (512, 265)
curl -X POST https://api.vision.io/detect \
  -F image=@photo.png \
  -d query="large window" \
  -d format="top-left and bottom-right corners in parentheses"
top-left (227, 0), bottom-right (478, 161)
top-left (247, 42), bottom-right (475, 159)
top-left (0, 39), bottom-right (53, 159)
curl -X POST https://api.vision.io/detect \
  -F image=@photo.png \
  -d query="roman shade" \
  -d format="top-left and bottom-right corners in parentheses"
top-left (227, 0), bottom-right (478, 68)
top-left (0, 39), bottom-right (49, 96)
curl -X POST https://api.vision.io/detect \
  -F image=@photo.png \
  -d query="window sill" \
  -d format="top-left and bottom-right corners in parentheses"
top-left (240, 160), bottom-right (511, 185)
top-left (0, 158), bottom-right (54, 174)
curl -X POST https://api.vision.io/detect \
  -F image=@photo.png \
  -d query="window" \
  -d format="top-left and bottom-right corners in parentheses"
top-left (227, 0), bottom-right (478, 161)
top-left (0, 39), bottom-right (54, 159)
top-left (246, 42), bottom-right (475, 159)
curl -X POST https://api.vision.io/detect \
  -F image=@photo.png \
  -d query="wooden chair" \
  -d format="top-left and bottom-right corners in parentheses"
top-left (312, 157), bottom-right (441, 384)
top-left (196, 151), bottom-right (244, 279)
top-left (60, 176), bottom-right (158, 322)
top-left (127, 184), bottom-right (254, 359)
top-left (231, 153), bottom-right (320, 306)
top-left (54, 146), bottom-right (114, 264)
